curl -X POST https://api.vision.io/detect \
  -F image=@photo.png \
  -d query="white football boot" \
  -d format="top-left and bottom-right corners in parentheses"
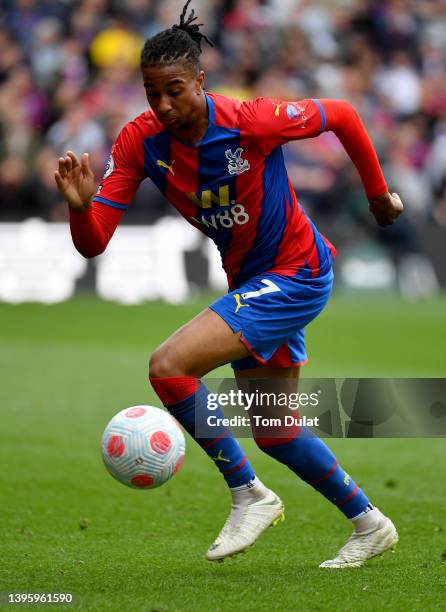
top-left (206, 480), bottom-right (285, 561)
top-left (319, 508), bottom-right (398, 568)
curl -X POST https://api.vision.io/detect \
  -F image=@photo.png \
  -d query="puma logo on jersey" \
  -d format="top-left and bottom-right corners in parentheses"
top-left (157, 159), bottom-right (175, 175)
top-left (234, 294), bottom-right (250, 313)
top-left (272, 102), bottom-right (282, 116)
top-left (211, 449), bottom-right (231, 463)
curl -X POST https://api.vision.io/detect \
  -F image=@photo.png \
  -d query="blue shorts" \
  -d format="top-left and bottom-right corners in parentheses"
top-left (209, 269), bottom-right (333, 370)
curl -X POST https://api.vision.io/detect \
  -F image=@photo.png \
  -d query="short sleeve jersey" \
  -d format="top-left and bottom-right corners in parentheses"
top-left (93, 93), bottom-right (336, 289)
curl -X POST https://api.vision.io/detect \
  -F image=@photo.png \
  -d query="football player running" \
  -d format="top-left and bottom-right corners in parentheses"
top-left (55, 1), bottom-right (403, 568)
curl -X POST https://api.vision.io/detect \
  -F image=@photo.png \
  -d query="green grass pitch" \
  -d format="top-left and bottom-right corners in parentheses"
top-left (1, 294), bottom-right (445, 611)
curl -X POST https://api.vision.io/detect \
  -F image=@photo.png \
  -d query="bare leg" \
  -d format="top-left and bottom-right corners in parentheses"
top-left (149, 306), bottom-right (256, 490)
top-left (149, 307), bottom-right (250, 378)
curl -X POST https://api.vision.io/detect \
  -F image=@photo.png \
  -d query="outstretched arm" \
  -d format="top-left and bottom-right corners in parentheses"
top-left (240, 97), bottom-right (404, 227)
top-left (321, 100), bottom-right (403, 227)
top-left (55, 151), bottom-right (123, 258)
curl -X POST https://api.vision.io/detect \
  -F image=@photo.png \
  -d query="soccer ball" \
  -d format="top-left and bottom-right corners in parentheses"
top-left (101, 405), bottom-right (185, 489)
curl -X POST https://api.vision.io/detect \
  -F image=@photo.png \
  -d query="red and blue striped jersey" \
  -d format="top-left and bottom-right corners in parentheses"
top-left (93, 93), bottom-right (336, 289)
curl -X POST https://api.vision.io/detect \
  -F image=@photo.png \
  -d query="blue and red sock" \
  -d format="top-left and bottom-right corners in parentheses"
top-left (150, 376), bottom-right (255, 488)
top-left (255, 426), bottom-right (369, 519)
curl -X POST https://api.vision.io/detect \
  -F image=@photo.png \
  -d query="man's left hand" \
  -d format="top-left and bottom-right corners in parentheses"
top-left (368, 191), bottom-right (404, 227)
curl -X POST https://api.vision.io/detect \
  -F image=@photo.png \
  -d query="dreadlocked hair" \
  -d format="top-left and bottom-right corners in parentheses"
top-left (141, 0), bottom-right (214, 71)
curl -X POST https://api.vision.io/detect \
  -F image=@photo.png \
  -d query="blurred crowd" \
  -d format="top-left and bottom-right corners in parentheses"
top-left (0, 0), bottom-right (445, 255)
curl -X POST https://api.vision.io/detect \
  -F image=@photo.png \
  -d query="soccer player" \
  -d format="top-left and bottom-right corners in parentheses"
top-left (55, 1), bottom-right (403, 568)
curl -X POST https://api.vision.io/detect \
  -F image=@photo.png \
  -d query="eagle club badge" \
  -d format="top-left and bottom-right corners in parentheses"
top-left (103, 154), bottom-right (114, 179)
top-left (225, 147), bottom-right (250, 176)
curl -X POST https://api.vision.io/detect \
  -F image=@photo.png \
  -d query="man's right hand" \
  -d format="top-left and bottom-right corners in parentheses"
top-left (54, 151), bottom-right (96, 211)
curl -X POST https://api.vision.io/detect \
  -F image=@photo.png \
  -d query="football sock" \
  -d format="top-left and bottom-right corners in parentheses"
top-left (150, 376), bottom-right (255, 488)
top-left (255, 426), bottom-right (369, 519)
top-left (351, 504), bottom-right (380, 533)
top-left (230, 475), bottom-right (259, 492)
top-left (230, 479), bottom-right (268, 512)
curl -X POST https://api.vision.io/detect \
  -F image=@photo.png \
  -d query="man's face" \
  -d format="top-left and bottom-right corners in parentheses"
top-left (142, 62), bottom-right (205, 130)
